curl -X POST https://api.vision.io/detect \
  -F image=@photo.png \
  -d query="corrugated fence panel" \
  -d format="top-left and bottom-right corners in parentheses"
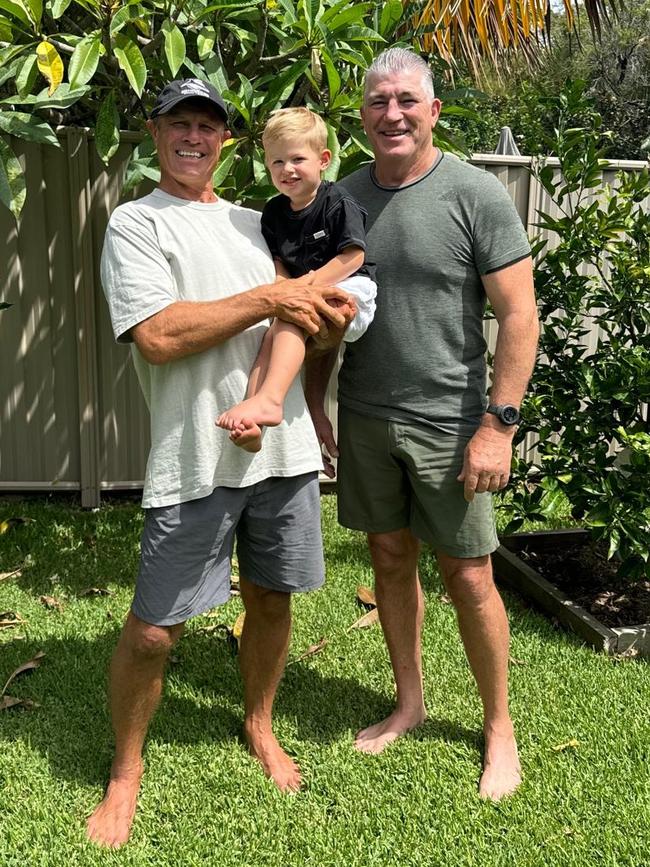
top-left (0, 135), bottom-right (646, 500)
top-left (88, 137), bottom-right (154, 488)
top-left (0, 136), bottom-right (81, 488)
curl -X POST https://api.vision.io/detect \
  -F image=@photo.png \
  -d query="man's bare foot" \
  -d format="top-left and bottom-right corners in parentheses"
top-left (354, 707), bottom-right (427, 755)
top-left (479, 724), bottom-right (521, 801)
top-left (86, 765), bottom-right (143, 849)
top-left (243, 721), bottom-right (301, 792)
top-left (217, 393), bottom-right (283, 433)
top-left (229, 420), bottom-right (263, 453)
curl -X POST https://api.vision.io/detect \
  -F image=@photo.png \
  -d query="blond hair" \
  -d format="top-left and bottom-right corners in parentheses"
top-left (262, 107), bottom-right (328, 154)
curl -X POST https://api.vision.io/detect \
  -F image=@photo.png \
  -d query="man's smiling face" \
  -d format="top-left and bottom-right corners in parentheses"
top-left (147, 101), bottom-right (230, 200)
top-left (361, 70), bottom-right (441, 174)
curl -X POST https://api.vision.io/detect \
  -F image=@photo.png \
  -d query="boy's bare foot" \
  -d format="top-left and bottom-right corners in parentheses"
top-left (354, 707), bottom-right (427, 754)
top-left (479, 725), bottom-right (521, 801)
top-left (86, 764), bottom-right (143, 849)
top-left (230, 420), bottom-right (263, 453)
top-left (243, 721), bottom-right (301, 792)
top-left (217, 393), bottom-right (283, 433)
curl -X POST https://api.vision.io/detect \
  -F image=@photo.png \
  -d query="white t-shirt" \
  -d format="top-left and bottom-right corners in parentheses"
top-left (101, 188), bottom-right (322, 508)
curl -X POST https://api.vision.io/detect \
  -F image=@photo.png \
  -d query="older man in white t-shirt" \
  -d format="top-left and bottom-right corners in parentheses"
top-left (87, 79), bottom-right (355, 849)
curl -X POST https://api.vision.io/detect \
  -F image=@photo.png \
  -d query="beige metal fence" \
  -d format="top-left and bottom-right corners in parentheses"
top-left (0, 129), bottom-right (646, 505)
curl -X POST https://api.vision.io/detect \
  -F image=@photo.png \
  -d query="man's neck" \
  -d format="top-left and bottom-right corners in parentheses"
top-left (158, 177), bottom-right (218, 203)
top-left (372, 147), bottom-right (439, 188)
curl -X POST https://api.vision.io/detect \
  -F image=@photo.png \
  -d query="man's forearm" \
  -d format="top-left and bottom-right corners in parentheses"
top-left (131, 285), bottom-right (276, 365)
top-left (132, 278), bottom-right (352, 365)
top-left (480, 308), bottom-right (539, 433)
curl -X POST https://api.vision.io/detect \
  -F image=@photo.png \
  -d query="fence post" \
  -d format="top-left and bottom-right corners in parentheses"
top-left (67, 128), bottom-right (101, 508)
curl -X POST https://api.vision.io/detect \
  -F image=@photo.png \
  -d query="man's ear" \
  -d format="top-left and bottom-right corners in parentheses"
top-left (431, 99), bottom-right (442, 129)
top-left (146, 118), bottom-right (157, 142)
top-left (222, 128), bottom-right (232, 142)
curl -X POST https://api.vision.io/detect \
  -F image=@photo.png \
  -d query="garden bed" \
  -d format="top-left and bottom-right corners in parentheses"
top-left (493, 529), bottom-right (650, 658)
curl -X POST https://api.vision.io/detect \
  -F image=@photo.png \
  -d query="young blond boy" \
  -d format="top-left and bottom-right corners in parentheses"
top-left (217, 107), bottom-right (377, 451)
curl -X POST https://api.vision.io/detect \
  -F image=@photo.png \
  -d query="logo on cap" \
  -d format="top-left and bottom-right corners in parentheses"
top-left (179, 79), bottom-right (211, 98)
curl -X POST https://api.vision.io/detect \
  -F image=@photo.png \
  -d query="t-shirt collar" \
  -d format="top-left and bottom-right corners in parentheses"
top-left (369, 151), bottom-right (444, 191)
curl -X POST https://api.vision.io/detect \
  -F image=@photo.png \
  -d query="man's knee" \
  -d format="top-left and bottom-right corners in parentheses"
top-left (437, 553), bottom-right (495, 608)
top-left (368, 529), bottom-right (420, 579)
top-left (122, 613), bottom-right (184, 660)
top-left (240, 578), bottom-right (291, 621)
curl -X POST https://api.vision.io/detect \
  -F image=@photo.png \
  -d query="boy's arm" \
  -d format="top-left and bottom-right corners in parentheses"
top-left (309, 245), bottom-right (364, 286)
top-left (274, 258), bottom-right (292, 282)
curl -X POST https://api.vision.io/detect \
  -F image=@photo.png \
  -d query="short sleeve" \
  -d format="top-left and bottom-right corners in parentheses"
top-left (471, 173), bottom-right (531, 275)
top-left (326, 194), bottom-right (368, 254)
top-left (100, 207), bottom-right (177, 343)
top-left (260, 202), bottom-right (280, 259)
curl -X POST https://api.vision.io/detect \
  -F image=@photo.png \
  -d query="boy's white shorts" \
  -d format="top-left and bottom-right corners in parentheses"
top-left (337, 274), bottom-right (377, 343)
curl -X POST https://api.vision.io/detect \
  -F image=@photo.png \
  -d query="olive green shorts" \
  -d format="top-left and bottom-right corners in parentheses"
top-left (337, 408), bottom-right (499, 558)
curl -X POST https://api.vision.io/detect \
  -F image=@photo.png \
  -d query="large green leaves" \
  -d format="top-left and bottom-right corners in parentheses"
top-left (15, 51), bottom-right (39, 97)
top-left (0, 110), bottom-right (59, 146)
top-left (94, 90), bottom-right (120, 164)
top-left (50, 0), bottom-right (73, 19)
top-left (0, 0), bottom-right (31, 25)
top-left (161, 20), bottom-right (186, 76)
top-left (68, 30), bottom-right (102, 89)
top-left (1, 83), bottom-right (90, 109)
top-left (197, 26), bottom-right (216, 60)
top-left (113, 32), bottom-right (146, 97)
top-left (378, 0), bottom-right (402, 36)
top-left (0, 0), bottom-right (478, 211)
top-left (16, 0), bottom-right (41, 25)
top-left (0, 136), bottom-right (25, 218)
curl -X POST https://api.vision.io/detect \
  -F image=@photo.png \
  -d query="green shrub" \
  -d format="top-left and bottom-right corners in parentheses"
top-left (502, 81), bottom-right (650, 578)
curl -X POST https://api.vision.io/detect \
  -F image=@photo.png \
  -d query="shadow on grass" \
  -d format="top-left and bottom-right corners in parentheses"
top-left (0, 626), bottom-right (479, 791)
top-left (0, 497), bottom-right (143, 596)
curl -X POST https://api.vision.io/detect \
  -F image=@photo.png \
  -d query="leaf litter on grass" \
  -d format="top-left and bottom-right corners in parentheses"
top-left (292, 585), bottom-right (378, 660)
top-left (356, 585), bottom-right (376, 609)
top-left (196, 610), bottom-right (245, 655)
top-left (0, 612), bottom-right (26, 630)
top-left (551, 739), bottom-right (581, 752)
top-left (0, 650), bottom-right (45, 711)
top-left (39, 595), bottom-right (63, 611)
top-left (348, 608), bottom-right (379, 630)
top-left (290, 636), bottom-right (328, 665)
top-left (79, 587), bottom-right (113, 597)
top-left (350, 585), bottom-right (379, 628)
top-left (0, 517), bottom-right (33, 534)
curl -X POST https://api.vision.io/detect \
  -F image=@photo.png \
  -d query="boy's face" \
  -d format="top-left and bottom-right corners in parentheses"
top-left (265, 139), bottom-right (331, 208)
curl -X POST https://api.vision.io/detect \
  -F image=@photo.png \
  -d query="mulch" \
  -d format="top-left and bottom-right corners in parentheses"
top-left (519, 540), bottom-right (650, 629)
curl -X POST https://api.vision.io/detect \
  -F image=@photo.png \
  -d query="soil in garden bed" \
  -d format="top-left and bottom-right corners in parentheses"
top-left (518, 540), bottom-right (650, 628)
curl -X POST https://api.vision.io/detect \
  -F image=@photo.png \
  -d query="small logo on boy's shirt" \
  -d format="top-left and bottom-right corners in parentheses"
top-left (312, 230), bottom-right (327, 240)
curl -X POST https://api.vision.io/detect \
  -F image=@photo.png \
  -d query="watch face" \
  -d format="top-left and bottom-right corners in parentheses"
top-left (501, 406), bottom-right (519, 424)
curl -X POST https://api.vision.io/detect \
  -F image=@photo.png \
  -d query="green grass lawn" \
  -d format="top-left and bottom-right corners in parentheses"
top-left (0, 494), bottom-right (648, 867)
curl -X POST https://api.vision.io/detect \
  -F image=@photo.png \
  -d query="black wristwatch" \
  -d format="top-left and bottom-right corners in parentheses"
top-left (485, 404), bottom-right (521, 426)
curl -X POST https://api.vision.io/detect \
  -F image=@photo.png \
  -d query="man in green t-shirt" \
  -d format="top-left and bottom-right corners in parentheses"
top-left (306, 48), bottom-right (539, 801)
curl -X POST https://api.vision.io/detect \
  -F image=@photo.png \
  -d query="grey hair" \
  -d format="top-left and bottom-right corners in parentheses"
top-left (364, 48), bottom-right (434, 102)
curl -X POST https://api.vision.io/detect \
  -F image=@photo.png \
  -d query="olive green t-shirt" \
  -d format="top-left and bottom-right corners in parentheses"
top-left (338, 152), bottom-right (531, 435)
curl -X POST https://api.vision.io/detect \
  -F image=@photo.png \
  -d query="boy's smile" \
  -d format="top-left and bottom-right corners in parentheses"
top-left (265, 141), bottom-right (331, 211)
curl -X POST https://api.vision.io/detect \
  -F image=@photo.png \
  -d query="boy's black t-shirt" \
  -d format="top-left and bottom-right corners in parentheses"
top-left (260, 180), bottom-right (375, 279)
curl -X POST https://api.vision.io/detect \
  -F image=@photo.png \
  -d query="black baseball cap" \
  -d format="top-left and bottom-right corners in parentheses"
top-left (150, 78), bottom-right (229, 122)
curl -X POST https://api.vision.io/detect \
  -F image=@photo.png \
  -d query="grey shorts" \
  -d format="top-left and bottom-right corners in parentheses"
top-left (337, 408), bottom-right (499, 559)
top-left (133, 472), bottom-right (324, 626)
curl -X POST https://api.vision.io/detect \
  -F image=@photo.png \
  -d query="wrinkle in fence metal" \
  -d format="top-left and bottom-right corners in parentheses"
top-left (0, 131), bottom-right (645, 505)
